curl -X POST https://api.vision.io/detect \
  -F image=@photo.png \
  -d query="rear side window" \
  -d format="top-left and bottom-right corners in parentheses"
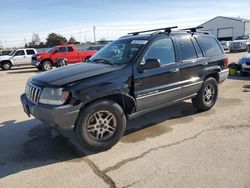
top-left (26, 50), bottom-right (35, 55)
top-left (176, 36), bottom-right (197, 61)
top-left (68, 47), bottom-right (74, 52)
top-left (197, 37), bottom-right (223, 57)
top-left (192, 38), bottom-right (203, 58)
top-left (144, 38), bottom-right (175, 66)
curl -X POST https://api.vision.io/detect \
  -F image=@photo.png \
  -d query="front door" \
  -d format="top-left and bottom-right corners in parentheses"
top-left (12, 50), bottom-right (27, 65)
top-left (134, 38), bottom-right (182, 111)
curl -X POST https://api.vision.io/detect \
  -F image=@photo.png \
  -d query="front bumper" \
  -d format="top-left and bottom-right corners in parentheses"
top-left (218, 69), bottom-right (229, 83)
top-left (21, 94), bottom-right (81, 130)
top-left (240, 63), bottom-right (250, 72)
top-left (32, 61), bottom-right (41, 67)
top-left (229, 46), bottom-right (247, 51)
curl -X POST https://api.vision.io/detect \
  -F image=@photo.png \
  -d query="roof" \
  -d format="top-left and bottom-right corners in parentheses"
top-left (118, 30), bottom-right (209, 41)
top-left (199, 16), bottom-right (250, 26)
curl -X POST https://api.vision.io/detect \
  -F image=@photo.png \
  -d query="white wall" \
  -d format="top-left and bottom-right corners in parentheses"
top-left (199, 17), bottom-right (245, 40)
top-left (244, 22), bottom-right (250, 35)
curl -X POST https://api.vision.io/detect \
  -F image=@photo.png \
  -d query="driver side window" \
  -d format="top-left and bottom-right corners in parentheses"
top-left (143, 38), bottom-right (175, 66)
top-left (15, 50), bottom-right (25, 56)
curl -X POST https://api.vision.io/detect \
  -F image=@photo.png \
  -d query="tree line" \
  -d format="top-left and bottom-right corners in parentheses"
top-left (25, 33), bottom-right (109, 48)
top-left (25, 33), bottom-right (80, 48)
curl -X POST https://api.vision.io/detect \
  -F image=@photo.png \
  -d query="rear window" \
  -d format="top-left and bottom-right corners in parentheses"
top-left (197, 37), bottom-right (223, 57)
top-left (26, 50), bottom-right (35, 55)
top-left (176, 36), bottom-right (197, 61)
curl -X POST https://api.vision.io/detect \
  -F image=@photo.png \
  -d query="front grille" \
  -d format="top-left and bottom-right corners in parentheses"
top-left (25, 82), bottom-right (42, 104)
top-left (246, 62), bottom-right (250, 66)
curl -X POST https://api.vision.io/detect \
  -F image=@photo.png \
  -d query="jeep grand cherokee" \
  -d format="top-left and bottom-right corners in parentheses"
top-left (21, 27), bottom-right (229, 151)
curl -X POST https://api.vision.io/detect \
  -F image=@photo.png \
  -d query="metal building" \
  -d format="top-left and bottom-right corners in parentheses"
top-left (198, 16), bottom-right (250, 41)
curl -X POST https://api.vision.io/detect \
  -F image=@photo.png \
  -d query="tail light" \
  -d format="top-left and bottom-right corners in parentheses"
top-left (224, 57), bottom-right (229, 68)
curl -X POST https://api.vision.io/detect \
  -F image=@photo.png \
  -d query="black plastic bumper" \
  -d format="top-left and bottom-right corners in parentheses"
top-left (21, 94), bottom-right (81, 130)
top-left (218, 69), bottom-right (229, 83)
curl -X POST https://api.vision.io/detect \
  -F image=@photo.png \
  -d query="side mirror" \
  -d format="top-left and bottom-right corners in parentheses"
top-left (138, 59), bottom-right (160, 72)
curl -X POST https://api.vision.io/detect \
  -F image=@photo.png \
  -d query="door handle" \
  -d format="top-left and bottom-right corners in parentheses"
top-left (169, 68), bottom-right (179, 73)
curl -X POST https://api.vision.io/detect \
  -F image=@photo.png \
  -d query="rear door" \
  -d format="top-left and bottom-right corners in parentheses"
top-left (25, 49), bottom-right (36, 64)
top-left (12, 50), bottom-right (27, 65)
top-left (134, 37), bottom-right (182, 111)
top-left (65, 46), bottom-right (81, 64)
top-left (174, 35), bottom-right (205, 97)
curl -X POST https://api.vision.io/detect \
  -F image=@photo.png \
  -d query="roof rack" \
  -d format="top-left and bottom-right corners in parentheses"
top-left (181, 26), bottom-right (203, 32)
top-left (128, 26), bottom-right (178, 36)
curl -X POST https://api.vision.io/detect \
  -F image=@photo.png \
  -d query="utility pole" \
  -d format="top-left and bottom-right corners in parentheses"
top-left (93, 25), bottom-right (96, 44)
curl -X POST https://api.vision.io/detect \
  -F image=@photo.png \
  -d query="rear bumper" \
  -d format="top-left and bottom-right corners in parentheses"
top-left (21, 94), bottom-right (81, 130)
top-left (218, 69), bottom-right (229, 83)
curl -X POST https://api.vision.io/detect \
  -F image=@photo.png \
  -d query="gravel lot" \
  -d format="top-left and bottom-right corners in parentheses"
top-left (0, 51), bottom-right (249, 188)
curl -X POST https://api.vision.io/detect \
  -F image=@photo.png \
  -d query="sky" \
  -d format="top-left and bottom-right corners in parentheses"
top-left (0, 0), bottom-right (250, 48)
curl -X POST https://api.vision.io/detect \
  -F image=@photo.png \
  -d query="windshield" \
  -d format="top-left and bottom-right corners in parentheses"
top-left (235, 36), bottom-right (249, 40)
top-left (8, 50), bottom-right (16, 56)
top-left (89, 40), bottom-right (146, 65)
top-left (47, 47), bottom-right (55, 53)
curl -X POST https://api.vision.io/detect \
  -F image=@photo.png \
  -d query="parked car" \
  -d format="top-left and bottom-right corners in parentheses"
top-left (220, 41), bottom-right (231, 50)
top-left (237, 53), bottom-right (250, 75)
top-left (21, 27), bottom-right (229, 151)
top-left (0, 48), bottom-right (37, 70)
top-left (85, 45), bottom-right (105, 51)
top-left (0, 50), bottom-right (12, 56)
top-left (32, 45), bottom-right (96, 71)
top-left (229, 35), bottom-right (250, 52)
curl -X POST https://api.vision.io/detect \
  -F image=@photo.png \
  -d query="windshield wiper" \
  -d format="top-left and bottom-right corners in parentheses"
top-left (92, 58), bottom-right (113, 65)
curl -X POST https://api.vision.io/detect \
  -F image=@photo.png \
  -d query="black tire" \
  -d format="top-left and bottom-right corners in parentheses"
top-left (247, 45), bottom-right (250, 53)
top-left (240, 71), bottom-right (248, 76)
top-left (192, 77), bottom-right (218, 111)
top-left (85, 56), bottom-right (91, 62)
top-left (75, 99), bottom-right (126, 151)
top-left (41, 61), bottom-right (52, 71)
top-left (37, 66), bottom-right (43, 71)
top-left (1, 62), bottom-right (11, 70)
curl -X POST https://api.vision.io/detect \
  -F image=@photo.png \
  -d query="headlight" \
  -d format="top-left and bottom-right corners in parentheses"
top-left (39, 87), bottom-right (70, 105)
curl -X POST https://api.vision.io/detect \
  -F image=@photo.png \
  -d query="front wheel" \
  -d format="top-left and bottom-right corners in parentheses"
top-left (1, 62), bottom-right (12, 70)
top-left (192, 77), bottom-right (218, 111)
top-left (41, 61), bottom-right (52, 71)
top-left (75, 99), bottom-right (127, 151)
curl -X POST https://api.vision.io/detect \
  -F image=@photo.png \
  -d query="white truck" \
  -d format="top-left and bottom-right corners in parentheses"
top-left (0, 48), bottom-right (37, 70)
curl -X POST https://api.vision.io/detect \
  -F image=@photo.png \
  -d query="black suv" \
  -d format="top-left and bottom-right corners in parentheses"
top-left (21, 27), bottom-right (229, 151)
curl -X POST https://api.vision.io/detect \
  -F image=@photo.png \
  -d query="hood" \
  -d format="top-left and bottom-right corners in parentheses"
top-left (30, 63), bottom-right (123, 86)
top-left (0, 55), bottom-right (12, 60)
top-left (242, 53), bottom-right (250, 60)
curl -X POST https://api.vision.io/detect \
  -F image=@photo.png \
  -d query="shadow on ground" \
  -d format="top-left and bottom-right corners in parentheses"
top-left (227, 75), bottom-right (250, 81)
top-left (0, 101), bottom-right (208, 179)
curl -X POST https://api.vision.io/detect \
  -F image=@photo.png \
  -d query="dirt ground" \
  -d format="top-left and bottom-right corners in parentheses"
top-left (0, 51), bottom-right (249, 188)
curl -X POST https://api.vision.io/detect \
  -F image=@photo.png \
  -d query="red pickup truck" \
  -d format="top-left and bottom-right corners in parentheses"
top-left (32, 45), bottom-right (96, 71)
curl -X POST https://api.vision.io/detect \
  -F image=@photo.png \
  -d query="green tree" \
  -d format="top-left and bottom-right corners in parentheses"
top-left (68, 36), bottom-right (77, 44)
top-left (46, 33), bottom-right (67, 46)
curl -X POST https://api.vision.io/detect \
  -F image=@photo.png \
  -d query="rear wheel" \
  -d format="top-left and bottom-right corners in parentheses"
top-left (1, 62), bottom-right (11, 70)
top-left (75, 99), bottom-right (126, 151)
top-left (41, 61), bottom-right (52, 71)
top-left (192, 77), bottom-right (218, 111)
